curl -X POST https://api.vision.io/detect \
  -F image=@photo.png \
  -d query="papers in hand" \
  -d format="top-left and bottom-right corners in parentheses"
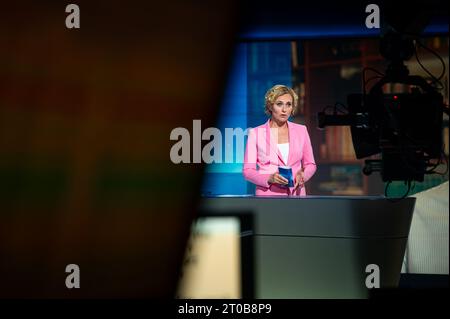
top-left (278, 166), bottom-right (294, 187)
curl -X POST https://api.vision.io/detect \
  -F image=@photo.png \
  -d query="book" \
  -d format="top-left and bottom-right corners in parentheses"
top-left (278, 166), bottom-right (295, 187)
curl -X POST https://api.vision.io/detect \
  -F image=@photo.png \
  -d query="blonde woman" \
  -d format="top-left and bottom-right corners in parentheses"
top-left (243, 85), bottom-right (316, 196)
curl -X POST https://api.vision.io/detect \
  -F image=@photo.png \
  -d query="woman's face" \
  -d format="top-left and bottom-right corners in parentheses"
top-left (271, 93), bottom-right (293, 124)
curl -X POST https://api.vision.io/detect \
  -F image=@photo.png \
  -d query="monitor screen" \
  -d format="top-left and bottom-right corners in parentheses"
top-left (176, 216), bottom-right (243, 299)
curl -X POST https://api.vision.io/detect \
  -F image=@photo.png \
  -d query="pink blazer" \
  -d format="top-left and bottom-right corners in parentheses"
top-left (243, 120), bottom-right (316, 196)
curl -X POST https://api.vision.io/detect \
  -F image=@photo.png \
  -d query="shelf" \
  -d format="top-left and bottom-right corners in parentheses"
top-left (316, 159), bottom-right (363, 165)
top-left (293, 55), bottom-right (384, 70)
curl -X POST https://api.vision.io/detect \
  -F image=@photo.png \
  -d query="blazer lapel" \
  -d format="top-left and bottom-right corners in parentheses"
top-left (265, 119), bottom-right (287, 166)
top-left (286, 120), bottom-right (295, 166)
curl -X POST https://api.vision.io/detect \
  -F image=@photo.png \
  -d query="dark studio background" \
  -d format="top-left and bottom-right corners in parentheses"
top-left (202, 0), bottom-right (448, 196)
top-left (0, 0), bottom-right (238, 298)
top-left (0, 0), bottom-right (448, 299)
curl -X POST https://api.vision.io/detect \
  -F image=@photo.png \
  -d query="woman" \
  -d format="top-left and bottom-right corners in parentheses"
top-left (243, 84), bottom-right (316, 196)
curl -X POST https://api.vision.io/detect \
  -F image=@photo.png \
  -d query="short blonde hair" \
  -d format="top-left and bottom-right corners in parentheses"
top-left (264, 84), bottom-right (298, 116)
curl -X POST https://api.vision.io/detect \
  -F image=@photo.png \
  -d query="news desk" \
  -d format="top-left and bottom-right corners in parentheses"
top-left (200, 196), bottom-right (415, 298)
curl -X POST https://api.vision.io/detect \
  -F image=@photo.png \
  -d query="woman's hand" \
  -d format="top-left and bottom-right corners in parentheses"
top-left (294, 170), bottom-right (305, 190)
top-left (268, 172), bottom-right (289, 186)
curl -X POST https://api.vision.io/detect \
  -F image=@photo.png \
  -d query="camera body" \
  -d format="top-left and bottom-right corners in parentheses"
top-left (317, 2), bottom-right (446, 183)
top-left (317, 76), bottom-right (445, 182)
top-left (347, 89), bottom-right (443, 182)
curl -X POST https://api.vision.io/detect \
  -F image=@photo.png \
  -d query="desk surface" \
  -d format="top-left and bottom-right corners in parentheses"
top-left (200, 196), bottom-right (416, 237)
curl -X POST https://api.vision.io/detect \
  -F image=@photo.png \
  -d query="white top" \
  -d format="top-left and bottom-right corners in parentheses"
top-left (277, 143), bottom-right (289, 164)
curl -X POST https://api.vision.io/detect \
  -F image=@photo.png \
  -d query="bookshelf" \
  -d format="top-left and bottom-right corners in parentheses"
top-left (290, 38), bottom-right (378, 195)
